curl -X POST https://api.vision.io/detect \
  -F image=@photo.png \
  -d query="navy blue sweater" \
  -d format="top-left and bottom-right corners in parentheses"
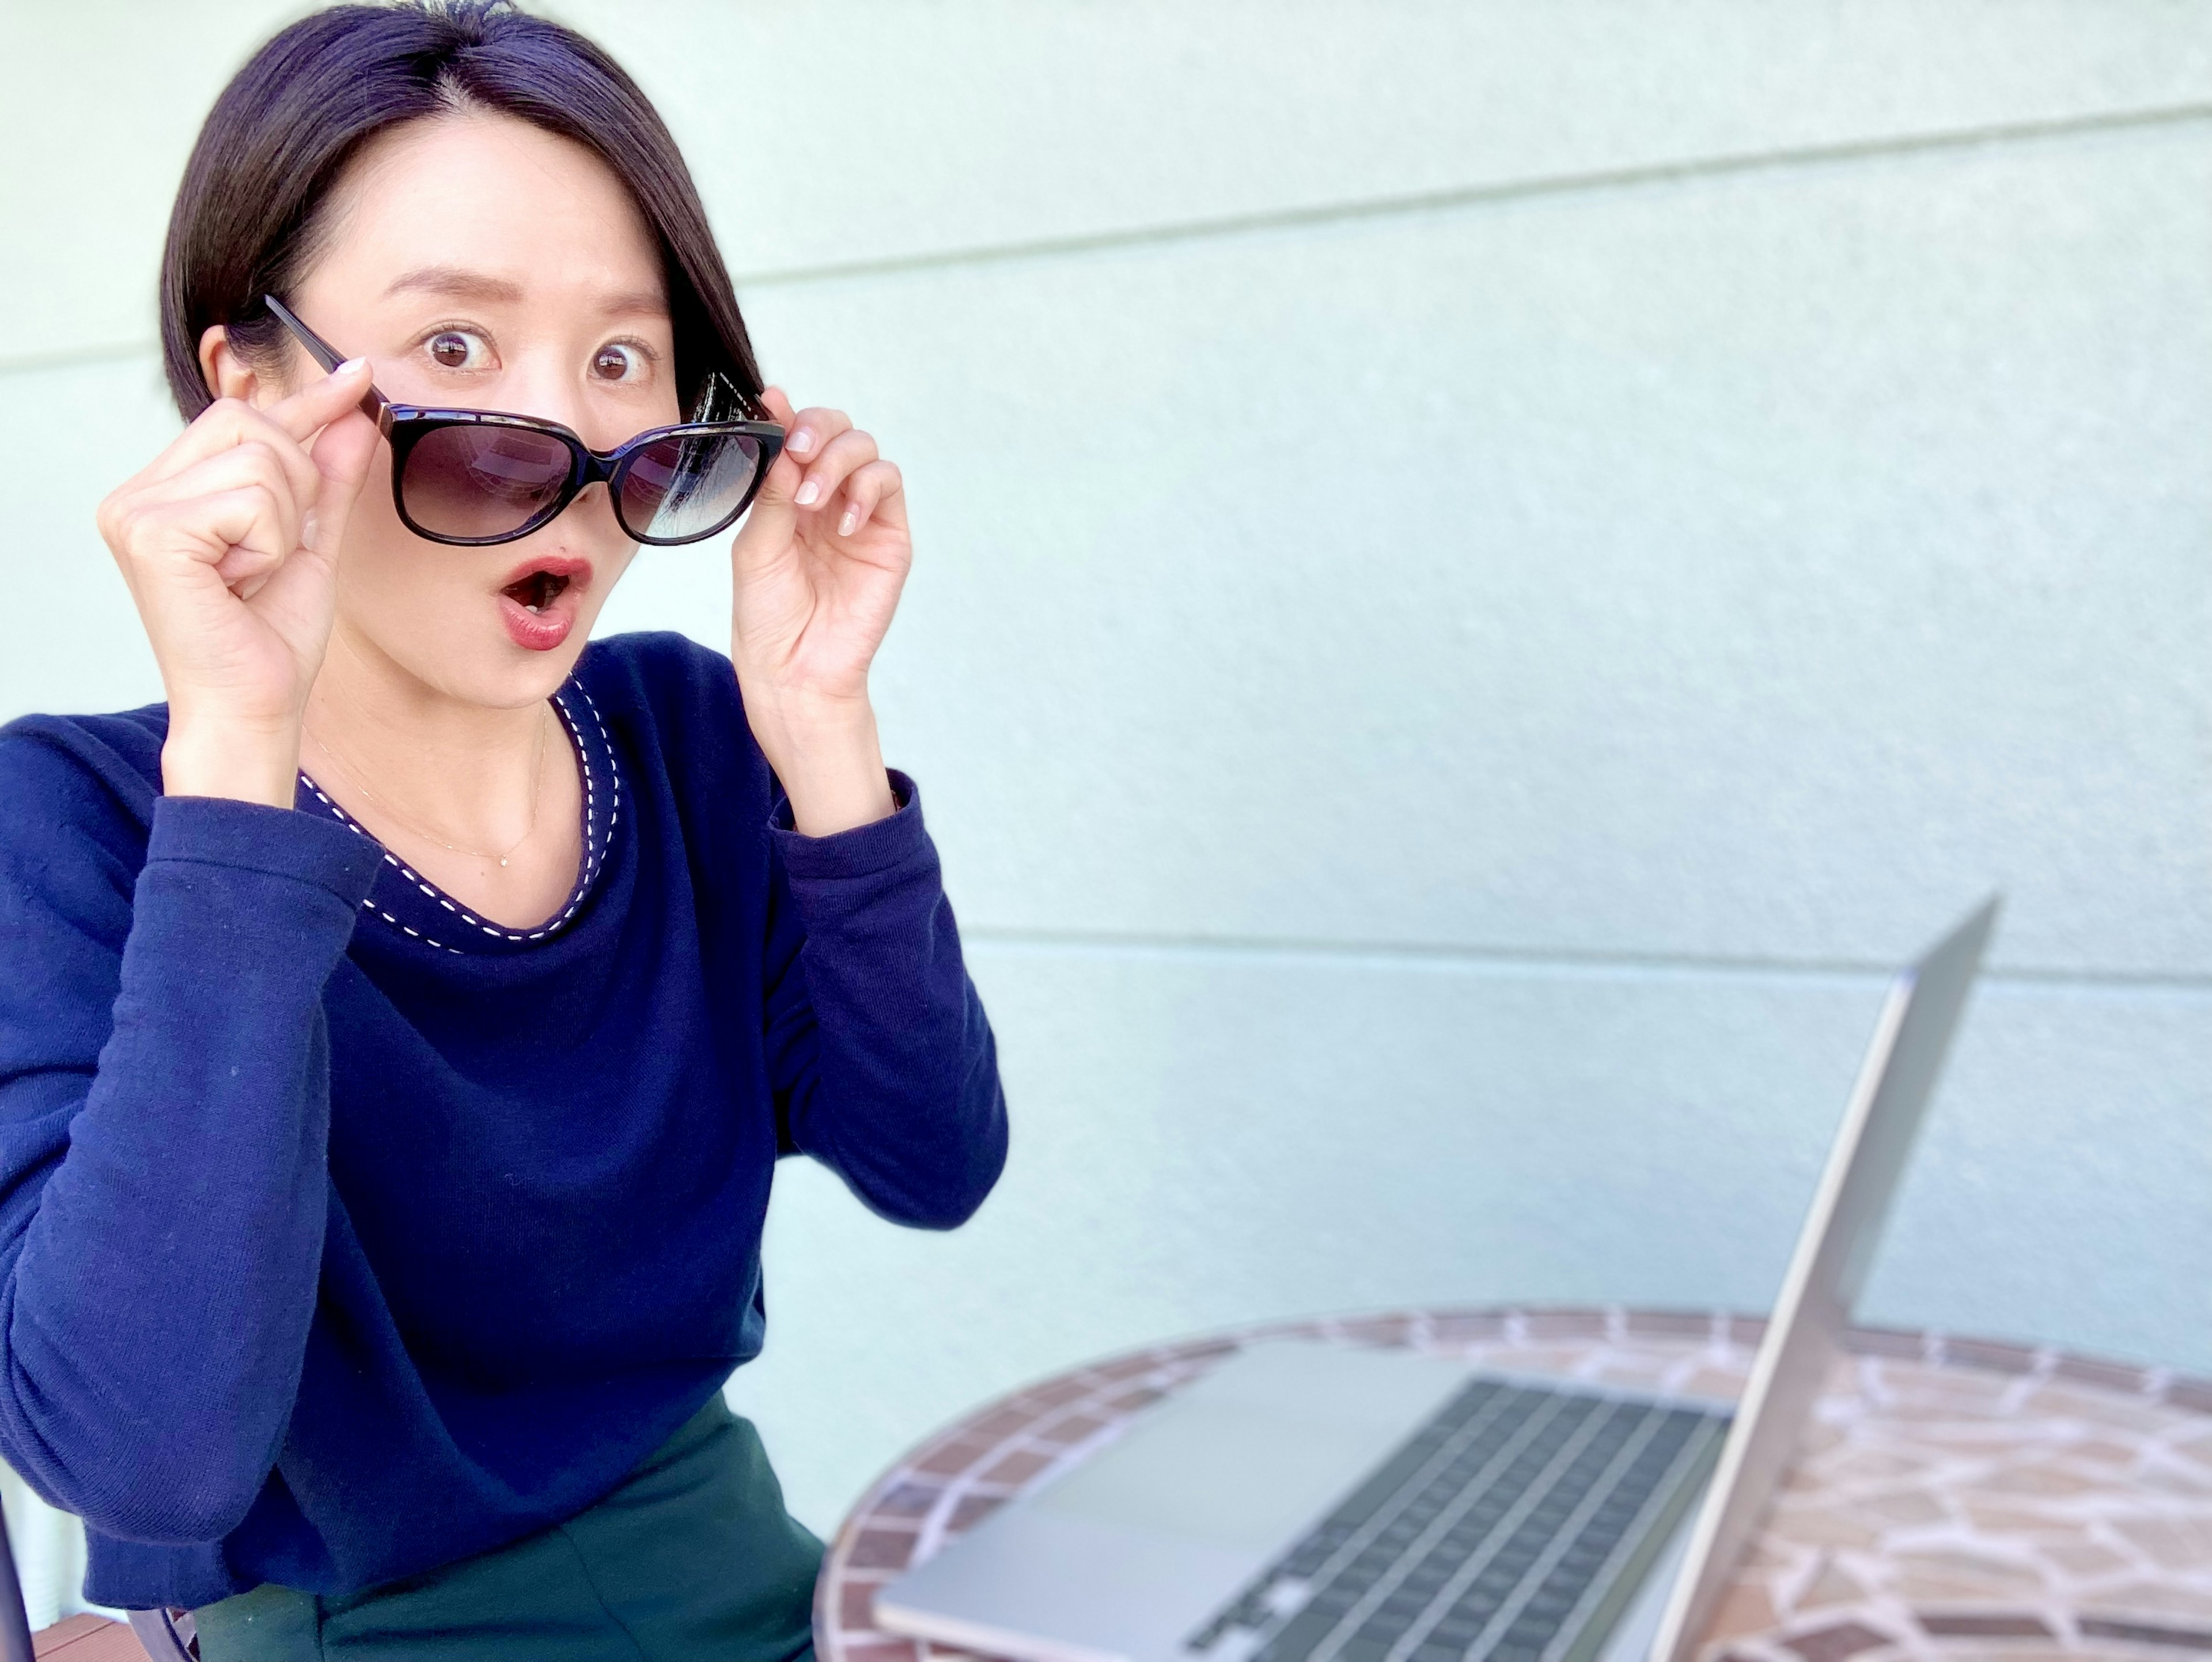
top-left (0, 631), bottom-right (1007, 1610)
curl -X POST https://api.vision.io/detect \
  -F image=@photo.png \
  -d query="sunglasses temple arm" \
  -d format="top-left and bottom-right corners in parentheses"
top-left (260, 294), bottom-right (393, 436)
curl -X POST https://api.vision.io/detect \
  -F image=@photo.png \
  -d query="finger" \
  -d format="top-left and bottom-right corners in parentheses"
top-left (171, 443), bottom-right (309, 551)
top-left (140, 483), bottom-right (293, 576)
top-left (240, 527), bottom-right (339, 635)
top-left (266, 358), bottom-right (376, 447)
top-left (781, 404), bottom-right (853, 469)
top-left (791, 427), bottom-right (878, 514)
top-left (131, 446), bottom-right (305, 566)
top-left (143, 398), bottom-right (326, 512)
top-left (214, 542), bottom-right (287, 592)
top-left (301, 407), bottom-right (382, 556)
top-left (198, 464), bottom-right (303, 587)
top-left (834, 459), bottom-right (904, 539)
top-left (747, 391), bottom-right (807, 516)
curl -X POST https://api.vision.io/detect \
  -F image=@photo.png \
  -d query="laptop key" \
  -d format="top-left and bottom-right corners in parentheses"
top-left (1253, 1606), bottom-right (1340, 1662)
top-left (1206, 1384), bottom-right (1729, 1662)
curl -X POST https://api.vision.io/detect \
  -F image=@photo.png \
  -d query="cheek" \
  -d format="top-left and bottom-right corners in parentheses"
top-left (334, 468), bottom-right (419, 610)
top-left (584, 542), bottom-right (640, 611)
top-left (328, 466), bottom-right (646, 696)
top-left (332, 476), bottom-right (488, 650)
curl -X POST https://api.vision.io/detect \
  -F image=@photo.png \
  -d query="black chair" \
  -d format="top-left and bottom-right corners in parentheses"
top-left (0, 1496), bottom-right (30, 1662)
top-left (126, 1606), bottom-right (196, 1660)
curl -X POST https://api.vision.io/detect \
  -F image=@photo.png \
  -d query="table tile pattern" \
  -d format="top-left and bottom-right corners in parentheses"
top-left (816, 1308), bottom-right (2212, 1662)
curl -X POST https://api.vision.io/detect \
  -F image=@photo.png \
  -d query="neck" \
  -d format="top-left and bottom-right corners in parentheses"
top-left (302, 626), bottom-right (555, 853)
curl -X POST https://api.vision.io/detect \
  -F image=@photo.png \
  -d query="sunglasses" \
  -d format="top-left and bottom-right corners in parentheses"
top-left (263, 294), bottom-right (785, 548)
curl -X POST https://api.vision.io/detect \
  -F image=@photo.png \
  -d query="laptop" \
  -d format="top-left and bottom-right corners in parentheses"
top-left (877, 899), bottom-right (1999, 1662)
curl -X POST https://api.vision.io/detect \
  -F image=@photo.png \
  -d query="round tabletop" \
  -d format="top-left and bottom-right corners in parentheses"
top-left (815, 1306), bottom-right (2212, 1662)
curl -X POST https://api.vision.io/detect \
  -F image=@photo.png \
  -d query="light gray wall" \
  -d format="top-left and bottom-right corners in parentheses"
top-left (1, 1), bottom-right (2206, 1608)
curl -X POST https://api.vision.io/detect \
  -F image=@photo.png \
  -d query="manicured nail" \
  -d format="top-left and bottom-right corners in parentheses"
top-left (838, 508), bottom-right (859, 536)
top-left (795, 480), bottom-right (821, 507)
top-left (300, 509), bottom-right (320, 551)
top-left (788, 427), bottom-right (815, 456)
top-left (336, 357), bottom-right (368, 377)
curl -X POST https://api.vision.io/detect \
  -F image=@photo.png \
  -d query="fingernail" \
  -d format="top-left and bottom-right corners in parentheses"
top-left (795, 480), bottom-right (821, 507)
top-left (838, 508), bottom-right (859, 536)
top-left (301, 509), bottom-right (320, 550)
top-left (336, 357), bottom-right (368, 377)
top-left (788, 428), bottom-right (815, 456)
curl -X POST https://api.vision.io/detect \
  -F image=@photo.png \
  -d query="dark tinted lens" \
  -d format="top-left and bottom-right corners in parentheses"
top-left (616, 431), bottom-right (766, 543)
top-left (400, 424), bottom-right (574, 541)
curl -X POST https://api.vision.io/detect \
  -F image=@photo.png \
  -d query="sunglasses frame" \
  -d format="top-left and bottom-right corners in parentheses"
top-left (262, 294), bottom-right (786, 548)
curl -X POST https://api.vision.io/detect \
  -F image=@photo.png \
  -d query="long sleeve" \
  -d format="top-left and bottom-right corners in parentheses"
top-left (763, 772), bottom-right (1007, 1229)
top-left (0, 640), bottom-right (1016, 1610)
top-left (0, 735), bottom-right (380, 1544)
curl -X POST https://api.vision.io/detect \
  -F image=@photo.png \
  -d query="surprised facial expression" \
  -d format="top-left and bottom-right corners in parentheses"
top-left (274, 108), bottom-right (681, 708)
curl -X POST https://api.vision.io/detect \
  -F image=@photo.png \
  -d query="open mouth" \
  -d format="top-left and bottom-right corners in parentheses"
top-left (495, 557), bottom-right (592, 652)
top-left (502, 569), bottom-right (572, 613)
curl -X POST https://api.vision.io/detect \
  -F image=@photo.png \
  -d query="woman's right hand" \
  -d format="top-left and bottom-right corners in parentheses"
top-left (97, 362), bottom-right (379, 807)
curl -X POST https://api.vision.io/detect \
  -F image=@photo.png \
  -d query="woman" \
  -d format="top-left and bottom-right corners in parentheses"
top-left (0, 2), bottom-right (1006, 1656)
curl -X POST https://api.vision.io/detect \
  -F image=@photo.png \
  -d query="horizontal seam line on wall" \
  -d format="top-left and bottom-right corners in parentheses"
top-left (6, 98), bottom-right (2207, 383)
top-left (962, 925), bottom-right (2212, 993)
top-left (736, 98), bottom-right (2212, 289)
top-left (0, 338), bottom-right (164, 379)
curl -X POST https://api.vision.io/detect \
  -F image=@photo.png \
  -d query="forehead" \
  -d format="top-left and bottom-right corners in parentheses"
top-left (315, 110), bottom-right (666, 313)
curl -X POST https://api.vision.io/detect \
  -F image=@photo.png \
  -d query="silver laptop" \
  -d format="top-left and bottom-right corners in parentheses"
top-left (878, 899), bottom-right (1998, 1662)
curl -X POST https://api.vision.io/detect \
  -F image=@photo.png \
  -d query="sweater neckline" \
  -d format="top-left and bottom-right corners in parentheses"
top-left (296, 678), bottom-right (623, 955)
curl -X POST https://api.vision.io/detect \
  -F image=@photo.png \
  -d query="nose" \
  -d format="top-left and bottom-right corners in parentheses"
top-left (520, 477), bottom-right (626, 556)
top-left (569, 477), bottom-right (620, 521)
top-left (510, 380), bottom-right (596, 443)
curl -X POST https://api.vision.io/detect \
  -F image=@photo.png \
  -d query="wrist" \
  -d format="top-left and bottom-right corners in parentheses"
top-left (162, 717), bottom-right (300, 809)
top-left (744, 690), bottom-right (895, 838)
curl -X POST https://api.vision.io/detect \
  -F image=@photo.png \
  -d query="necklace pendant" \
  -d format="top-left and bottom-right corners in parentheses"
top-left (498, 857), bottom-right (509, 867)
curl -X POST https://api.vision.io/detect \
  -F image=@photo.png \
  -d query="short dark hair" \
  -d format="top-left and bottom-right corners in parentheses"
top-left (160, 0), bottom-right (762, 421)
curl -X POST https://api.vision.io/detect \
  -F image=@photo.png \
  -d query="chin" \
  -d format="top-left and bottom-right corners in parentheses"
top-left (356, 609), bottom-right (600, 712)
top-left (491, 639), bottom-right (594, 705)
top-left (493, 608), bottom-right (603, 701)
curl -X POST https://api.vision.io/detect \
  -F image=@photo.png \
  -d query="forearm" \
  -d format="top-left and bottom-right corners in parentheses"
top-left (0, 799), bottom-right (374, 1541)
top-left (789, 945), bottom-right (1006, 1229)
top-left (769, 777), bottom-right (1009, 1226)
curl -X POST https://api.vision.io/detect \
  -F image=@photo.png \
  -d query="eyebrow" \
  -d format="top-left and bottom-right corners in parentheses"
top-left (383, 266), bottom-right (525, 304)
top-left (382, 266), bottom-right (669, 319)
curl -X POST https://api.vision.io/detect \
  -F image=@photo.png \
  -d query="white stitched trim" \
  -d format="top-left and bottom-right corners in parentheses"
top-left (298, 675), bottom-right (620, 953)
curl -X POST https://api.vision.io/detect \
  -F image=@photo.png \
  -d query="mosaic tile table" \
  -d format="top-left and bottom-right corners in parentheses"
top-left (815, 1306), bottom-right (2212, 1662)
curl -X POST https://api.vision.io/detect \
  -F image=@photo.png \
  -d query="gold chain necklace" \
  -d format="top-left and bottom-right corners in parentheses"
top-left (303, 705), bottom-right (550, 868)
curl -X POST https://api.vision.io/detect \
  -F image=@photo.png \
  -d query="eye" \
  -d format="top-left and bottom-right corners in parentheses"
top-left (592, 342), bottom-right (646, 382)
top-left (425, 329), bottom-right (488, 370)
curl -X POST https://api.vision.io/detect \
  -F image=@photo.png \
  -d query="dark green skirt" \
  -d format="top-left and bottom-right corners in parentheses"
top-left (195, 1396), bottom-right (821, 1661)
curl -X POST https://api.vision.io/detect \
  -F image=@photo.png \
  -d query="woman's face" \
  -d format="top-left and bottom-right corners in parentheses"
top-left (272, 111), bottom-right (680, 709)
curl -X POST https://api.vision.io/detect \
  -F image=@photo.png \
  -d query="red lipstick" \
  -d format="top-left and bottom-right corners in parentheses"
top-left (496, 556), bottom-right (592, 653)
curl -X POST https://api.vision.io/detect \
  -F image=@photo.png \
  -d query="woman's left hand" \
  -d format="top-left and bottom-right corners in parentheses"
top-left (728, 389), bottom-right (908, 835)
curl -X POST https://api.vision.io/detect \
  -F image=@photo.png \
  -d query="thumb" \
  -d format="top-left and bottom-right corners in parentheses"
top-left (302, 406), bottom-right (381, 556)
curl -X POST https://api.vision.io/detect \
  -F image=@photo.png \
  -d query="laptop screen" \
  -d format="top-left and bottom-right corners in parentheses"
top-left (1647, 899), bottom-right (1998, 1662)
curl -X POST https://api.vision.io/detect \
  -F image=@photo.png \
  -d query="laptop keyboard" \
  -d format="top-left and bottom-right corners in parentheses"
top-left (1184, 1377), bottom-right (1729, 1662)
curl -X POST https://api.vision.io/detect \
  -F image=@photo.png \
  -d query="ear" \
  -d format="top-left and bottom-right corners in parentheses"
top-left (199, 324), bottom-right (286, 409)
